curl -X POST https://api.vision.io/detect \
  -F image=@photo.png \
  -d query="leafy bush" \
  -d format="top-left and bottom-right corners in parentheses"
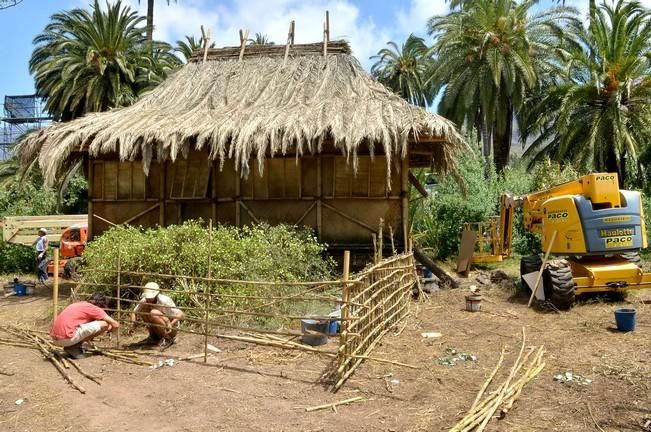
top-left (80, 221), bottom-right (336, 315)
top-left (0, 228), bottom-right (35, 274)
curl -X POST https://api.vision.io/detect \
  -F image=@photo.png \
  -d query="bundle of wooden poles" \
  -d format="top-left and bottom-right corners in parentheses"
top-left (449, 327), bottom-right (545, 432)
top-left (0, 325), bottom-right (153, 394)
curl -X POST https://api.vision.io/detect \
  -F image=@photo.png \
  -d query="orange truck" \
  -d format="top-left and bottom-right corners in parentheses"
top-left (2, 215), bottom-right (88, 277)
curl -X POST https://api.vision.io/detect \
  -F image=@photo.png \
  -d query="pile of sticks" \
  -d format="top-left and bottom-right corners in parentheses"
top-left (449, 327), bottom-right (545, 432)
top-left (0, 325), bottom-right (153, 394)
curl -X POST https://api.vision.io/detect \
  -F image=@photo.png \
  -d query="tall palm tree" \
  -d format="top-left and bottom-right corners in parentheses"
top-left (428, 0), bottom-right (577, 171)
top-left (176, 35), bottom-right (215, 62)
top-left (522, 0), bottom-right (651, 186)
top-left (248, 33), bottom-right (274, 45)
top-left (370, 35), bottom-right (433, 108)
top-left (138, 0), bottom-right (177, 42)
top-left (29, 0), bottom-right (179, 121)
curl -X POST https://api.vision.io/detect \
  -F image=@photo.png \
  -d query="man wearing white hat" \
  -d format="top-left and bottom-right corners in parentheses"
top-left (35, 228), bottom-right (49, 283)
top-left (129, 282), bottom-right (185, 346)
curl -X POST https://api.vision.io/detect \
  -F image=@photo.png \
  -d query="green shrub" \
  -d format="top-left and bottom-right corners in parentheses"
top-left (0, 229), bottom-right (34, 274)
top-left (80, 221), bottom-right (336, 317)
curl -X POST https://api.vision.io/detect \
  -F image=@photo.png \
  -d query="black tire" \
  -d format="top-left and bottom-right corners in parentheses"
top-left (542, 260), bottom-right (576, 310)
top-left (618, 252), bottom-right (642, 268)
top-left (520, 255), bottom-right (542, 293)
top-left (63, 257), bottom-right (82, 279)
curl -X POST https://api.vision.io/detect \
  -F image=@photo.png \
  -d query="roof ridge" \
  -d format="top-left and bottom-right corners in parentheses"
top-left (190, 40), bottom-right (351, 62)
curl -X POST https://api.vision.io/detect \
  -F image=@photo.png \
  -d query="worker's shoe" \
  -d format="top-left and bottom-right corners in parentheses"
top-left (64, 343), bottom-right (85, 360)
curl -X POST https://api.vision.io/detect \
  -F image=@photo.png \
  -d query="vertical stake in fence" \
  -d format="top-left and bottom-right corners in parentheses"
top-left (378, 219), bottom-right (383, 261)
top-left (372, 234), bottom-right (378, 264)
top-left (53, 248), bottom-right (59, 320)
top-left (204, 220), bottom-right (213, 363)
top-left (116, 241), bottom-right (121, 348)
top-left (338, 250), bottom-right (351, 387)
top-left (389, 225), bottom-right (396, 256)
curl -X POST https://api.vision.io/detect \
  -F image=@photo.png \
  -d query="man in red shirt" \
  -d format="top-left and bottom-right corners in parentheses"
top-left (50, 293), bottom-right (119, 359)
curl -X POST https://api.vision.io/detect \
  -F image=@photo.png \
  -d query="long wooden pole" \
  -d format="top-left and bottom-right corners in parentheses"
top-left (528, 230), bottom-right (558, 307)
top-left (338, 250), bottom-right (351, 387)
top-left (53, 248), bottom-right (59, 320)
top-left (116, 242), bottom-right (121, 348)
top-left (204, 220), bottom-right (212, 363)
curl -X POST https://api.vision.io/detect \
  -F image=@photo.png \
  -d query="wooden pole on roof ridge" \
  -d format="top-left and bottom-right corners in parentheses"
top-left (202, 28), bottom-right (212, 63)
top-left (283, 20), bottom-right (295, 67)
top-left (323, 10), bottom-right (329, 57)
top-left (239, 29), bottom-right (249, 62)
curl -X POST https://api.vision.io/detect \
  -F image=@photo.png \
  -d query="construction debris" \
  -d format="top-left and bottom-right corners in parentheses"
top-left (150, 359), bottom-right (176, 369)
top-left (554, 371), bottom-right (592, 385)
top-left (438, 348), bottom-right (478, 366)
top-left (305, 396), bottom-right (364, 413)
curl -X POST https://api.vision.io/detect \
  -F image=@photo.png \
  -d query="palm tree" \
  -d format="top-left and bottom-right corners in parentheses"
top-left (176, 35), bottom-right (215, 63)
top-left (0, 0), bottom-right (23, 9)
top-left (138, 0), bottom-right (177, 42)
top-left (248, 33), bottom-right (274, 45)
top-left (428, 0), bottom-right (578, 171)
top-left (29, 0), bottom-right (179, 121)
top-left (522, 0), bottom-right (651, 186)
top-left (370, 35), bottom-right (434, 108)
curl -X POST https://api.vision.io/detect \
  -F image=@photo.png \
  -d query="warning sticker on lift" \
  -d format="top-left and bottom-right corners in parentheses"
top-left (604, 236), bottom-right (634, 248)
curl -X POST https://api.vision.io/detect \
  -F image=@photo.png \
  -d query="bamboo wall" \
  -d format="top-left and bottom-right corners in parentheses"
top-left (88, 150), bottom-right (410, 249)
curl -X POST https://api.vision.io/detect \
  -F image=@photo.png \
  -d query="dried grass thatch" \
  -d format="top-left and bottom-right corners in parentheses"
top-left (20, 40), bottom-right (465, 185)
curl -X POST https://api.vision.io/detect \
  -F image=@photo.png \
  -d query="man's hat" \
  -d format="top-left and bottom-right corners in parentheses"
top-left (142, 282), bottom-right (160, 299)
top-left (38, 228), bottom-right (47, 234)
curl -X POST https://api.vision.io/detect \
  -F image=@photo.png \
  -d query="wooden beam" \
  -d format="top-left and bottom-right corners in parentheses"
top-left (159, 161), bottom-right (166, 227)
top-left (235, 167), bottom-right (241, 227)
top-left (87, 157), bottom-right (94, 240)
top-left (211, 162), bottom-right (217, 224)
top-left (401, 155), bottom-right (409, 249)
top-left (408, 171), bottom-right (428, 198)
top-left (122, 203), bottom-right (161, 225)
top-left (316, 155), bottom-right (322, 239)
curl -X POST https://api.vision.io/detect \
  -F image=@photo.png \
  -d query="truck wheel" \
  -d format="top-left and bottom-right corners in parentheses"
top-left (63, 257), bottom-right (82, 279)
top-left (543, 261), bottom-right (575, 310)
top-left (618, 252), bottom-right (642, 268)
top-left (520, 255), bottom-right (542, 293)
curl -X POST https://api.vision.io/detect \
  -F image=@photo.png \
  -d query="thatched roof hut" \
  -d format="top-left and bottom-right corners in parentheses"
top-left (21, 40), bottom-right (465, 251)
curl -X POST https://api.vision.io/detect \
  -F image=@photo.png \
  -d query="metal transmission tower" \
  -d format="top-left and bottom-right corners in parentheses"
top-left (0, 95), bottom-right (52, 160)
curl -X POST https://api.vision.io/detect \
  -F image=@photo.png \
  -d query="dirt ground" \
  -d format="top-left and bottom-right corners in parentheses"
top-left (1, 273), bottom-right (650, 432)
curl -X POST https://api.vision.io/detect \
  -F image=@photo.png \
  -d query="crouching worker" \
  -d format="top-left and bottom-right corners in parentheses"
top-left (130, 282), bottom-right (184, 347)
top-left (50, 293), bottom-right (119, 359)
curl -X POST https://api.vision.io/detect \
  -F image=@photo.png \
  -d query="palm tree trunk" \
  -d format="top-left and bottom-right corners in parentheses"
top-left (481, 120), bottom-right (492, 178)
top-left (493, 104), bottom-right (513, 172)
top-left (589, 0), bottom-right (596, 22)
top-left (146, 0), bottom-right (154, 42)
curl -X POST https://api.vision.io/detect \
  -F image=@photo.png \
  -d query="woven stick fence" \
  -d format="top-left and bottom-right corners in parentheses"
top-left (55, 251), bottom-right (417, 391)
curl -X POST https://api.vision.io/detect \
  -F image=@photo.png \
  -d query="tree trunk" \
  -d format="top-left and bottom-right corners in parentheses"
top-left (589, 0), bottom-right (596, 22)
top-left (146, 0), bottom-right (154, 42)
top-left (493, 103), bottom-right (513, 172)
top-left (481, 120), bottom-right (492, 178)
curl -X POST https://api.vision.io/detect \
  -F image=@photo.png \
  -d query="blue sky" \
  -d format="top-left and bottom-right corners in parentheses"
top-left (0, 0), bottom-right (593, 102)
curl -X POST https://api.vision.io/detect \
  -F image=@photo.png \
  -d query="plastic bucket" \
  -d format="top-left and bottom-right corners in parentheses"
top-left (300, 319), bottom-right (329, 346)
top-left (614, 308), bottom-right (636, 332)
top-left (465, 295), bottom-right (482, 312)
top-left (14, 283), bottom-right (26, 296)
top-left (328, 319), bottom-right (339, 335)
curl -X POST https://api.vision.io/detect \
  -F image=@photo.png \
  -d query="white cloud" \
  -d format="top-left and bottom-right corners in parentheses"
top-left (113, 0), bottom-right (389, 68)
top-left (396, 0), bottom-right (448, 36)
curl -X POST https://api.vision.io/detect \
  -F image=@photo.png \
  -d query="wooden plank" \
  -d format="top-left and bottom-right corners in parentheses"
top-left (408, 171), bottom-right (428, 198)
top-left (457, 230), bottom-right (477, 274)
top-left (317, 156), bottom-right (323, 238)
top-left (3, 215), bottom-right (88, 246)
top-left (160, 161), bottom-right (166, 226)
top-left (88, 157), bottom-right (94, 239)
top-left (401, 156), bottom-right (409, 247)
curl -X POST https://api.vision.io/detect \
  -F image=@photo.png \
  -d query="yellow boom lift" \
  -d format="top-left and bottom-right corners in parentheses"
top-left (464, 173), bottom-right (649, 309)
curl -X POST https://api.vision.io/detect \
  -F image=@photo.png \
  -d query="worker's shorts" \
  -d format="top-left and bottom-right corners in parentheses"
top-left (51, 321), bottom-right (104, 347)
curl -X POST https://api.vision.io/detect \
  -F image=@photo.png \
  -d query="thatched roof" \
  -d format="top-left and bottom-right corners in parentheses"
top-left (20, 40), bottom-right (465, 185)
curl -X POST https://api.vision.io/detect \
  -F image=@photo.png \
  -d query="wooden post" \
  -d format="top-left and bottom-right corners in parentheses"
top-left (116, 242), bottom-right (121, 348)
top-left (323, 10), bottom-right (330, 57)
top-left (283, 20), bottom-right (295, 67)
top-left (204, 220), bottom-right (213, 363)
top-left (372, 234), bottom-right (378, 264)
top-left (528, 230), bottom-right (558, 307)
top-left (238, 29), bottom-right (249, 61)
top-left (53, 248), bottom-right (59, 320)
top-left (159, 161), bottom-right (166, 226)
top-left (378, 218), bottom-right (384, 261)
top-left (338, 250), bottom-right (351, 383)
top-left (401, 156), bottom-right (409, 251)
top-left (316, 156), bottom-right (322, 239)
top-left (389, 225), bottom-right (396, 256)
top-left (87, 159), bottom-right (94, 240)
top-left (202, 28), bottom-right (211, 63)
top-left (235, 167), bottom-right (241, 227)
